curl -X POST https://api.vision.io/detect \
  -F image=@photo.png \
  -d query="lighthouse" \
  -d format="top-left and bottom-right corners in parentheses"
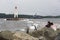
top-left (14, 6), bottom-right (18, 18)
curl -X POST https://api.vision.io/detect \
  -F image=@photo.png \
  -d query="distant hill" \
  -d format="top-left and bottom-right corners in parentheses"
top-left (0, 13), bottom-right (60, 19)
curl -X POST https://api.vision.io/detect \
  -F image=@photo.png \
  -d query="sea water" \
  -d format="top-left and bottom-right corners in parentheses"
top-left (0, 18), bottom-right (60, 31)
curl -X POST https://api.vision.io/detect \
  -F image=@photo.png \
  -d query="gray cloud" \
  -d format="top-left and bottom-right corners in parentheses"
top-left (0, 0), bottom-right (60, 16)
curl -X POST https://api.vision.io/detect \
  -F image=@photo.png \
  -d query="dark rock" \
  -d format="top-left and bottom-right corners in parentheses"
top-left (55, 33), bottom-right (60, 40)
top-left (0, 37), bottom-right (8, 40)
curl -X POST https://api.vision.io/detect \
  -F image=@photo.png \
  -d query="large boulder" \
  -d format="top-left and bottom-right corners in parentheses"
top-left (0, 30), bottom-right (14, 40)
top-left (42, 27), bottom-right (57, 37)
top-left (29, 27), bottom-right (57, 40)
top-left (13, 32), bottom-right (38, 40)
top-left (0, 31), bottom-right (38, 40)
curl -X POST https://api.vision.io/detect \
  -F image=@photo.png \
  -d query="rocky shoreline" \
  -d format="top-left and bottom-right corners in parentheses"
top-left (0, 27), bottom-right (60, 40)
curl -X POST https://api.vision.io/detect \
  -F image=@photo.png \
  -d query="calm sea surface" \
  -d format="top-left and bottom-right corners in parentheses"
top-left (0, 18), bottom-right (60, 31)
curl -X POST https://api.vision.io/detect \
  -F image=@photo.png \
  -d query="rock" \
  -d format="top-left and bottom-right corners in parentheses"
top-left (29, 27), bottom-right (57, 40)
top-left (0, 31), bottom-right (38, 40)
top-left (42, 27), bottom-right (57, 37)
top-left (0, 30), bottom-right (14, 40)
top-left (0, 37), bottom-right (9, 40)
top-left (39, 36), bottom-right (46, 40)
top-left (55, 33), bottom-right (60, 40)
top-left (13, 32), bottom-right (38, 40)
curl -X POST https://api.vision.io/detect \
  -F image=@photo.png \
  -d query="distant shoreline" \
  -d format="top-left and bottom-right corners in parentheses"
top-left (0, 13), bottom-right (60, 19)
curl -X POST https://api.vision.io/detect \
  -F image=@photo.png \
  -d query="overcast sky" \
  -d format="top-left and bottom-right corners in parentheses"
top-left (0, 0), bottom-right (60, 16)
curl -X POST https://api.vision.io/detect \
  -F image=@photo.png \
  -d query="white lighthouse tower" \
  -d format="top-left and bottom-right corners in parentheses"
top-left (14, 6), bottom-right (18, 18)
